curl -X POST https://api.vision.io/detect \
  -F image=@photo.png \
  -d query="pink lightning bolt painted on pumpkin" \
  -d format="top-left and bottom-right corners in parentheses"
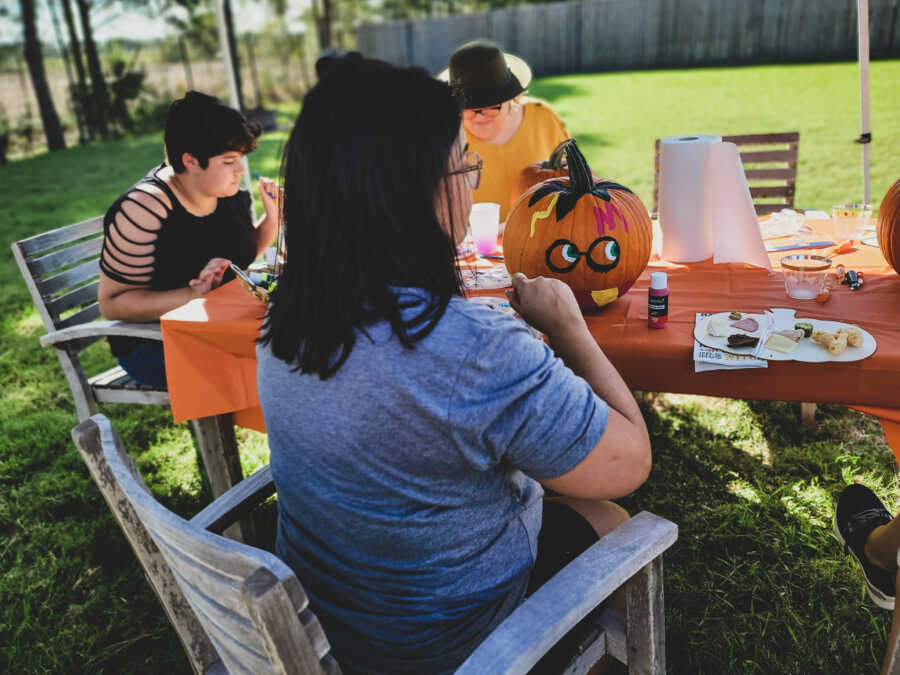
top-left (594, 202), bottom-right (628, 236)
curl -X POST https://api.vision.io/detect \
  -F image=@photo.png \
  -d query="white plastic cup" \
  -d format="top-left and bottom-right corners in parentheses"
top-left (470, 202), bottom-right (500, 255)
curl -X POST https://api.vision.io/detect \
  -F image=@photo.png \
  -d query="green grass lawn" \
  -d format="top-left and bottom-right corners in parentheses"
top-left (1, 64), bottom-right (899, 673)
top-left (535, 59), bottom-right (900, 214)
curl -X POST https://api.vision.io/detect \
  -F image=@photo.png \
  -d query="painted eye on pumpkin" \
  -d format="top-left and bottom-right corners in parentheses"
top-left (545, 238), bottom-right (583, 273)
top-left (586, 236), bottom-right (621, 273)
top-left (561, 243), bottom-right (580, 263)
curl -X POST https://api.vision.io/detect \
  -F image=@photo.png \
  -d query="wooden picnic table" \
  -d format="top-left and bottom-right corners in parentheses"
top-left (160, 218), bottom-right (900, 485)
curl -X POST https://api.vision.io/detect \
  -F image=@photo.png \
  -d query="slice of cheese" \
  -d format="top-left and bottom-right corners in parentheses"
top-left (764, 333), bottom-right (799, 354)
top-left (707, 317), bottom-right (729, 337)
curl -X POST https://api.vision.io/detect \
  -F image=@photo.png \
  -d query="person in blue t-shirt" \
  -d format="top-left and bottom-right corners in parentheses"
top-left (257, 53), bottom-right (652, 674)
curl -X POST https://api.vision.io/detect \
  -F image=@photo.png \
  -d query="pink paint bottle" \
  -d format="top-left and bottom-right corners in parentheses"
top-left (648, 272), bottom-right (668, 329)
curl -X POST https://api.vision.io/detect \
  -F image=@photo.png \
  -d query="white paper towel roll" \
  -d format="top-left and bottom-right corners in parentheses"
top-left (659, 135), bottom-right (772, 271)
top-left (659, 135), bottom-right (720, 262)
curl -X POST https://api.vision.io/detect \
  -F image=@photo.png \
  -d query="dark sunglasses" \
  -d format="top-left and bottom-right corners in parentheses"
top-left (464, 104), bottom-right (504, 118)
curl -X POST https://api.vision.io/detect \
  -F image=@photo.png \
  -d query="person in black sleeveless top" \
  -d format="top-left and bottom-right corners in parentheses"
top-left (98, 91), bottom-right (281, 387)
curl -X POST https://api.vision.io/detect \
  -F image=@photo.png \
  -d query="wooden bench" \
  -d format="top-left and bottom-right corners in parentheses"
top-left (652, 131), bottom-right (800, 218)
top-left (13, 216), bottom-right (248, 539)
top-left (73, 413), bottom-right (679, 675)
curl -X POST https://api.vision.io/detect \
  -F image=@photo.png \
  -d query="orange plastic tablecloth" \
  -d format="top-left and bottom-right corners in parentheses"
top-left (161, 281), bottom-right (267, 431)
top-left (160, 219), bottom-right (900, 459)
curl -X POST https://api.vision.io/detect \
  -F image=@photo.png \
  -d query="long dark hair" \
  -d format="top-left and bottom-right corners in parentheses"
top-left (259, 56), bottom-right (465, 379)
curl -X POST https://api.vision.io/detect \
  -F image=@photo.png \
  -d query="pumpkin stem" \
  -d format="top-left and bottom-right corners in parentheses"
top-left (542, 138), bottom-right (576, 170)
top-left (563, 139), bottom-right (594, 195)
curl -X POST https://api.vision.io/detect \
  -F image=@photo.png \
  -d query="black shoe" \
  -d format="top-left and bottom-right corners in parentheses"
top-left (834, 483), bottom-right (897, 610)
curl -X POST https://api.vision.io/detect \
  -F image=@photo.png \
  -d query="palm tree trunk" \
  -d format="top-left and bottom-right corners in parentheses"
top-left (47, 0), bottom-right (85, 144)
top-left (75, 0), bottom-right (110, 138)
top-left (20, 0), bottom-right (66, 151)
top-left (179, 38), bottom-right (193, 91)
top-left (60, 0), bottom-right (91, 141)
top-left (223, 0), bottom-right (245, 111)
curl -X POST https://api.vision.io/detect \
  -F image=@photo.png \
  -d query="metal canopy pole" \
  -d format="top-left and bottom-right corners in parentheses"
top-left (212, 0), bottom-right (254, 202)
top-left (856, 0), bottom-right (871, 205)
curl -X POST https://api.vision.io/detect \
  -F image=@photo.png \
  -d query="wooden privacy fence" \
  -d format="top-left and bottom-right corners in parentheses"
top-left (357, 0), bottom-right (900, 77)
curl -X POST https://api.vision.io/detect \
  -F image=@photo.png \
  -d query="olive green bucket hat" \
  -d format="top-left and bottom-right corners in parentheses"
top-left (438, 40), bottom-right (532, 109)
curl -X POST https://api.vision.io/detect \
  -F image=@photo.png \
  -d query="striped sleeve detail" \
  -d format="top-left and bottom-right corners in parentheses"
top-left (99, 187), bottom-right (170, 286)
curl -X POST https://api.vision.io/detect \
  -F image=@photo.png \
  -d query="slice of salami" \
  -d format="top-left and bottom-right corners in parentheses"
top-left (730, 317), bottom-right (759, 332)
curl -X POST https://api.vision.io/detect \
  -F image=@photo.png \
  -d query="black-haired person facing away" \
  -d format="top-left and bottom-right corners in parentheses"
top-left (257, 57), bottom-right (652, 674)
top-left (97, 91), bottom-right (281, 387)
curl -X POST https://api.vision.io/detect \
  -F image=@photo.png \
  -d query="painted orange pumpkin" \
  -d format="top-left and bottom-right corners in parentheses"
top-left (504, 139), bottom-right (652, 310)
top-left (877, 178), bottom-right (900, 275)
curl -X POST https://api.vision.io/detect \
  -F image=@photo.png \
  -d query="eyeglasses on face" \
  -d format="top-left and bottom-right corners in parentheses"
top-left (446, 151), bottom-right (483, 189)
top-left (463, 104), bottom-right (504, 119)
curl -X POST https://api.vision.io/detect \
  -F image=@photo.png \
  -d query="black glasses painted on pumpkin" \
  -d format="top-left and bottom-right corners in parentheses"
top-left (545, 237), bottom-right (621, 274)
top-left (464, 104), bottom-right (503, 118)
top-left (446, 151), bottom-right (483, 189)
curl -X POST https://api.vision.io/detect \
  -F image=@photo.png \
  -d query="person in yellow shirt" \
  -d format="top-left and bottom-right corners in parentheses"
top-left (440, 40), bottom-right (569, 222)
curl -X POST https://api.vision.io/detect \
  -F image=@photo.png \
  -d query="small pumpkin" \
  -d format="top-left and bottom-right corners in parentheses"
top-left (509, 139), bottom-right (573, 210)
top-left (877, 178), bottom-right (900, 275)
top-left (504, 139), bottom-right (652, 310)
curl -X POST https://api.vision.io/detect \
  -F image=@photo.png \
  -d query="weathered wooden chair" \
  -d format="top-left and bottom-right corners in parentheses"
top-left (72, 413), bottom-right (679, 675)
top-left (12, 217), bottom-right (247, 533)
top-left (652, 131), bottom-right (800, 218)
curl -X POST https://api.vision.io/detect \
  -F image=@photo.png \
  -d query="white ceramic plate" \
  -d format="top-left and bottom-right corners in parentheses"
top-left (693, 310), bottom-right (876, 362)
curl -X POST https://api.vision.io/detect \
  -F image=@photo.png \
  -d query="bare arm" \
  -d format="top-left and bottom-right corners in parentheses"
top-left (251, 177), bottom-right (282, 258)
top-left (98, 258), bottom-right (229, 322)
top-left (507, 273), bottom-right (651, 499)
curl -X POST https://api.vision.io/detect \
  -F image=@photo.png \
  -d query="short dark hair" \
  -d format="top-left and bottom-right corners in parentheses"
top-left (164, 91), bottom-right (261, 172)
top-left (259, 57), bottom-right (464, 379)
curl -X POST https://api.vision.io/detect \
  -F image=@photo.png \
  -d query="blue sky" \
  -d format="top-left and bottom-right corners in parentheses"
top-left (0, 0), bottom-right (308, 47)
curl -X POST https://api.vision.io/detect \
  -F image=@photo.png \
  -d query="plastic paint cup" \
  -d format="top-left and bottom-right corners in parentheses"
top-left (470, 202), bottom-right (500, 255)
top-left (832, 203), bottom-right (873, 241)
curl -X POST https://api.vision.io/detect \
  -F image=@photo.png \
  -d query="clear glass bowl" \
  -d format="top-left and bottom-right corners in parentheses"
top-left (780, 254), bottom-right (831, 300)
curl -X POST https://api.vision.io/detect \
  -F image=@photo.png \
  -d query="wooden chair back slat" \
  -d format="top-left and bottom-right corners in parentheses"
top-left (27, 237), bottom-right (103, 280)
top-left (38, 259), bottom-right (100, 300)
top-left (743, 168), bottom-right (795, 181)
top-left (56, 303), bottom-right (101, 330)
top-left (46, 281), bottom-right (100, 322)
top-left (17, 216), bottom-right (104, 256)
top-left (652, 131), bottom-right (799, 217)
top-left (738, 149), bottom-right (798, 165)
top-left (721, 131), bottom-right (799, 145)
top-left (749, 186), bottom-right (795, 200)
top-left (754, 204), bottom-right (790, 216)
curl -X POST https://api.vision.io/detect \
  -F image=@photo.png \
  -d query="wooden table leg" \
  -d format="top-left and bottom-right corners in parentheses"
top-left (191, 413), bottom-right (255, 542)
top-left (801, 402), bottom-right (817, 424)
